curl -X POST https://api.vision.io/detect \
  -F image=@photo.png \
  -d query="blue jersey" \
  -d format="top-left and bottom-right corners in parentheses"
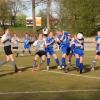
top-left (57, 33), bottom-right (70, 48)
top-left (46, 36), bottom-right (55, 49)
top-left (45, 36), bottom-right (55, 56)
top-left (24, 37), bottom-right (30, 48)
top-left (71, 38), bottom-right (84, 56)
top-left (96, 36), bottom-right (100, 51)
top-left (73, 39), bottom-right (84, 50)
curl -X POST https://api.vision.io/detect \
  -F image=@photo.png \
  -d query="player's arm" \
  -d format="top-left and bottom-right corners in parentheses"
top-left (1, 36), bottom-right (10, 43)
top-left (60, 33), bottom-right (64, 41)
top-left (46, 39), bottom-right (55, 46)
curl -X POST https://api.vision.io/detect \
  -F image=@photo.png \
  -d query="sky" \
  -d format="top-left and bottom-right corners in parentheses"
top-left (22, 0), bottom-right (47, 17)
top-left (22, 0), bottom-right (57, 17)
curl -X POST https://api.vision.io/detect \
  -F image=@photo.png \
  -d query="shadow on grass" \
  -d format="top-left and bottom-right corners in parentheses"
top-left (0, 71), bottom-right (15, 77)
top-left (20, 66), bottom-right (32, 72)
top-left (0, 66), bottom-right (32, 77)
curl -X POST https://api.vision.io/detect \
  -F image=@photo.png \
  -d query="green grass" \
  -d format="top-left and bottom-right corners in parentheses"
top-left (0, 51), bottom-right (100, 100)
top-left (0, 27), bottom-right (34, 36)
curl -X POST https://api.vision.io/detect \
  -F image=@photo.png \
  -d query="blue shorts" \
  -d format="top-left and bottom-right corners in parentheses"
top-left (46, 48), bottom-right (55, 56)
top-left (61, 46), bottom-right (67, 54)
top-left (66, 47), bottom-right (73, 55)
top-left (74, 48), bottom-right (84, 57)
top-left (24, 45), bottom-right (30, 49)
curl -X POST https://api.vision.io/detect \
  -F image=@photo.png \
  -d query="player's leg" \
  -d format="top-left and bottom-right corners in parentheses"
top-left (91, 55), bottom-right (99, 71)
top-left (79, 56), bottom-right (84, 74)
top-left (75, 54), bottom-right (80, 69)
top-left (9, 54), bottom-right (19, 72)
top-left (22, 48), bottom-right (25, 56)
top-left (61, 47), bottom-right (67, 70)
top-left (0, 55), bottom-right (9, 66)
top-left (40, 55), bottom-right (46, 69)
top-left (47, 53), bottom-right (51, 71)
top-left (16, 48), bottom-right (19, 57)
top-left (52, 53), bottom-right (60, 69)
top-left (32, 55), bottom-right (39, 71)
top-left (28, 48), bottom-right (31, 55)
top-left (67, 47), bottom-right (72, 65)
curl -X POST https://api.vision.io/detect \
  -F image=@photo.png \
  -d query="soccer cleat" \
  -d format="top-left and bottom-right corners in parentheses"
top-left (80, 69), bottom-right (85, 74)
top-left (15, 68), bottom-right (21, 73)
top-left (91, 67), bottom-right (95, 71)
top-left (63, 66), bottom-right (68, 73)
top-left (68, 61), bottom-right (72, 66)
top-left (47, 66), bottom-right (50, 71)
top-left (62, 66), bottom-right (65, 69)
top-left (57, 66), bottom-right (62, 70)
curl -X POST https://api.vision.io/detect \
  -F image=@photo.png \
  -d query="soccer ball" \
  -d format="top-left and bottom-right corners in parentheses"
top-left (77, 33), bottom-right (84, 39)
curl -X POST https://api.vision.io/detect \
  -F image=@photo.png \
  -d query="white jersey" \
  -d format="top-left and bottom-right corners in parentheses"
top-left (33, 40), bottom-right (45, 52)
top-left (11, 36), bottom-right (19, 47)
top-left (1, 34), bottom-right (11, 47)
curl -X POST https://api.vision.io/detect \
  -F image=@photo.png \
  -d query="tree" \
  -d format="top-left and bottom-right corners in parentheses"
top-left (8, 0), bottom-right (28, 26)
top-left (0, 0), bottom-right (11, 26)
top-left (56, 0), bottom-right (100, 36)
top-left (16, 14), bottom-right (26, 27)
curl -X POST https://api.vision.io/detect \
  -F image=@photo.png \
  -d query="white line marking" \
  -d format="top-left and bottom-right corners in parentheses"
top-left (43, 70), bottom-right (100, 80)
top-left (0, 89), bottom-right (100, 95)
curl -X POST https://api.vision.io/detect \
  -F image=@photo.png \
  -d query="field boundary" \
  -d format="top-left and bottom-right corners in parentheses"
top-left (43, 70), bottom-right (100, 80)
top-left (0, 89), bottom-right (100, 95)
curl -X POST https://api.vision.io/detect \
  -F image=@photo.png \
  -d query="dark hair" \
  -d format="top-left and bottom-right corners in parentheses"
top-left (79, 32), bottom-right (84, 34)
top-left (3, 27), bottom-right (9, 32)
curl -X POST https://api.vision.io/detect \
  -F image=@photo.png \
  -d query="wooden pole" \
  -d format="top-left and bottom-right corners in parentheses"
top-left (47, 0), bottom-right (51, 30)
top-left (32, 0), bottom-right (36, 33)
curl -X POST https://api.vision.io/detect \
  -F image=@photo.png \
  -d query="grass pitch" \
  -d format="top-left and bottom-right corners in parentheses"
top-left (0, 51), bottom-right (100, 100)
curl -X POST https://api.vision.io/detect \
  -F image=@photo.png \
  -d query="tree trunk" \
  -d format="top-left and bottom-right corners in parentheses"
top-left (47, 0), bottom-right (51, 30)
top-left (32, 0), bottom-right (36, 33)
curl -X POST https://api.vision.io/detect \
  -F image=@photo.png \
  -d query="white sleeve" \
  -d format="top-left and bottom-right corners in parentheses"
top-left (1, 35), bottom-right (6, 43)
top-left (33, 41), bottom-right (37, 46)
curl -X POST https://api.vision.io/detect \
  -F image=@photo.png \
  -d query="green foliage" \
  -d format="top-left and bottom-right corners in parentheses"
top-left (15, 14), bottom-right (26, 27)
top-left (58, 0), bottom-right (100, 36)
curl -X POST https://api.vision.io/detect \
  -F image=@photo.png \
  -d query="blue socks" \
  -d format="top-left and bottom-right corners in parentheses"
top-left (79, 63), bottom-right (84, 71)
top-left (76, 58), bottom-right (80, 68)
top-left (62, 57), bottom-right (66, 66)
top-left (55, 58), bottom-right (60, 66)
top-left (47, 58), bottom-right (50, 66)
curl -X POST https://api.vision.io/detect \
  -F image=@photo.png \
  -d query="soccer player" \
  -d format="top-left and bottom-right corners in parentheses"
top-left (32, 33), bottom-right (46, 71)
top-left (91, 30), bottom-right (100, 71)
top-left (0, 27), bottom-right (20, 73)
top-left (11, 34), bottom-right (20, 57)
top-left (45, 32), bottom-right (60, 71)
top-left (71, 32), bottom-right (85, 74)
top-left (56, 31), bottom-right (70, 72)
top-left (64, 32), bottom-right (73, 66)
top-left (22, 33), bottom-right (31, 56)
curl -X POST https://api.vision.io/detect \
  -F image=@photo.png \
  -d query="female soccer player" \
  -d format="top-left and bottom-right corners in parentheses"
top-left (56, 31), bottom-right (70, 72)
top-left (71, 32), bottom-right (85, 74)
top-left (11, 34), bottom-right (20, 57)
top-left (0, 27), bottom-right (20, 73)
top-left (91, 30), bottom-right (100, 71)
top-left (45, 32), bottom-right (60, 71)
top-left (32, 33), bottom-right (46, 71)
top-left (22, 33), bottom-right (31, 56)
